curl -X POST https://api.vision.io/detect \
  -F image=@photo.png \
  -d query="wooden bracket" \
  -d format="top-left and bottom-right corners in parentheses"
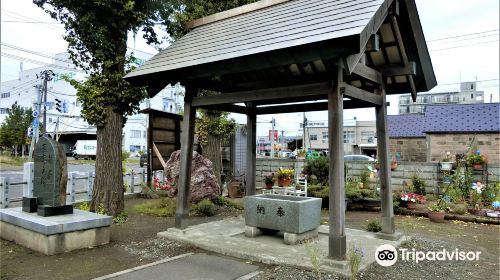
top-left (152, 142), bottom-right (167, 169)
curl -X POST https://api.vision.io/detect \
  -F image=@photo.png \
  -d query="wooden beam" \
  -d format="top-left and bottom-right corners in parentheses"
top-left (378, 61), bottom-right (416, 77)
top-left (152, 142), bottom-right (167, 169)
top-left (342, 83), bottom-right (383, 106)
top-left (352, 63), bottom-right (383, 85)
top-left (246, 103), bottom-right (256, 195)
top-left (375, 87), bottom-right (395, 234)
top-left (191, 82), bottom-right (331, 107)
top-left (328, 64), bottom-right (346, 260)
top-left (255, 99), bottom-right (375, 115)
top-left (391, 15), bottom-right (418, 102)
top-left (175, 88), bottom-right (196, 229)
top-left (196, 104), bottom-right (254, 115)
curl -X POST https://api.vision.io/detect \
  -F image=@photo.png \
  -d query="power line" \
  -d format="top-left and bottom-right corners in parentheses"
top-left (1, 52), bottom-right (83, 73)
top-left (430, 40), bottom-right (498, 52)
top-left (1, 8), bottom-right (62, 31)
top-left (427, 29), bottom-right (499, 42)
top-left (1, 42), bottom-right (74, 65)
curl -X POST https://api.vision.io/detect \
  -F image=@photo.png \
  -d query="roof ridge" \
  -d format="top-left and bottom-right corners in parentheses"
top-left (186, 0), bottom-right (291, 29)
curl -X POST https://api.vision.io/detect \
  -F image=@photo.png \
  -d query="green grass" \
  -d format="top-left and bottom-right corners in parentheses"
top-left (0, 155), bottom-right (29, 166)
top-left (132, 198), bottom-right (177, 217)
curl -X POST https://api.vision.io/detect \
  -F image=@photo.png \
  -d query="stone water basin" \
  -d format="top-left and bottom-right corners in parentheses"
top-left (244, 194), bottom-right (321, 234)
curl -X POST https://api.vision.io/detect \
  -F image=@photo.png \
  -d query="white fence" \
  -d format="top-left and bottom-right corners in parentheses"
top-left (0, 162), bottom-right (164, 208)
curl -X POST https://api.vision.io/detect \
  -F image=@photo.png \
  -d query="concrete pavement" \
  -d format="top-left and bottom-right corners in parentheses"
top-left (157, 216), bottom-right (405, 276)
top-left (94, 253), bottom-right (259, 280)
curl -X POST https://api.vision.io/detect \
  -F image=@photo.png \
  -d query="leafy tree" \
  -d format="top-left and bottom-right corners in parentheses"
top-left (0, 103), bottom-right (33, 157)
top-left (33, 0), bottom-right (166, 216)
top-left (166, 1), bottom-right (256, 184)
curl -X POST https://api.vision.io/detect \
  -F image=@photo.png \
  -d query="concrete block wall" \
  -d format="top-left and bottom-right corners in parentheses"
top-left (254, 159), bottom-right (499, 191)
top-left (389, 138), bottom-right (427, 162)
top-left (428, 133), bottom-right (500, 164)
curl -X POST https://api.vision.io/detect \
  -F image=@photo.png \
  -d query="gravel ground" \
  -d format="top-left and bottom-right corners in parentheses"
top-left (1, 200), bottom-right (498, 280)
top-left (253, 236), bottom-right (497, 280)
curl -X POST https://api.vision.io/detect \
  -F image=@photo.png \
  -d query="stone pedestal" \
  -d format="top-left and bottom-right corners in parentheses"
top-left (0, 207), bottom-right (111, 255)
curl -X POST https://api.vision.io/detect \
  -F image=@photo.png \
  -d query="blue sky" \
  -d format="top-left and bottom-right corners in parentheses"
top-left (1, 0), bottom-right (499, 136)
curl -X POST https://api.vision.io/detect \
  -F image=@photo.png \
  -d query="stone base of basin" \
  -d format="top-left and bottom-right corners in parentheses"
top-left (0, 207), bottom-right (111, 255)
top-left (284, 228), bottom-right (318, 245)
top-left (245, 225), bottom-right (318, 245)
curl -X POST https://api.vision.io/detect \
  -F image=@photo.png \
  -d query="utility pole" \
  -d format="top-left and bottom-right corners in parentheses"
top-left (29, 85), bottom-right (42, 158)
top-left (40, 69), bottom-right (54, 136)
top-left (281, 130), bottom-right (285, 151)
top-left (270, 117), bottom-right (275, 158)
top-left (303, 112), bottom-right (308, 152)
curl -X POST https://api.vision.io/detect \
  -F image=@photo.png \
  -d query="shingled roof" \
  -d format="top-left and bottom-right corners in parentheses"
top-left (423, 103), bottom-right (500, 133)
top-left (125, 0), bottom-right (436, 97)
top-left (388, 114), bottom-right (425, 138)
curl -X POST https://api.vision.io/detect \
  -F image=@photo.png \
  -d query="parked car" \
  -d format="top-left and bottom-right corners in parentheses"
top-left (140, 153), bottom-right (148, 167)
top-left (344, 154), bottom-right (375, 161)
top-left (306, 151), bottom-right (327, 159)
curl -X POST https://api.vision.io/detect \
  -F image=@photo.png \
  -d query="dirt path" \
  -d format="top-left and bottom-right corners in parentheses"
top-left (1, 202), bottom-right (498, 280)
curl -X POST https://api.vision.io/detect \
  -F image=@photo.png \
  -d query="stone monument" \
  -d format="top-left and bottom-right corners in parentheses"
top-left (23, 136), bottom-right (73, 216)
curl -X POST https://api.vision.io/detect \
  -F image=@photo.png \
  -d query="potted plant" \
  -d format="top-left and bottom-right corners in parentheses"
top-left (466, 153), bottom-right (486, 170)
top-left (263, 173), bottom-right (275, 189)
top-left (275, 167), bottom-right (294, 187)
top-left (428, 203), bottom-right (446, 222)
top-left (468, 182), bottom-right (485, 214)
top-left (440, 151), bottom-right (454, 171)
top-left (228, 179), bottom-right (244, 198)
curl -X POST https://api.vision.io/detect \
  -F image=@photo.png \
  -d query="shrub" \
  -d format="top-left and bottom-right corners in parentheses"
top-left (410, 173), bottom-right (426, 195)
top-left (73, 201), bottom-right (90, 211)
top-left (132, 198), bottom-right (176, 217)
top-left (211, 196), bottom-right (243, 210)
top-left (366, 219), bottom-right (382, 232)
top-left (113, 212), bottom-right (128, 225)
top-left (193, 199), bottom-right (217, 216)
top-left (359, 169), bottom-right (370, 188)
top-left (122, 151), bottom-right (130, 160)
top-left (448, 203), bottom-right (467, 215)
top-left (303, 157), bottom-right (329, 185)
top-left (348, 245), bottom-right (364, 280)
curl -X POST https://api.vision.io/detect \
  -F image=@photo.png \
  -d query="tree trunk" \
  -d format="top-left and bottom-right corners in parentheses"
top-left (91, 106), bottom-right (124, 217)
top-left (203, 134), bottom-right (222, 189)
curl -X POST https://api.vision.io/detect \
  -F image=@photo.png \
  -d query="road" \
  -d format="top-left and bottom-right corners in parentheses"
top-left (0, 162), bottom-right (143, 207)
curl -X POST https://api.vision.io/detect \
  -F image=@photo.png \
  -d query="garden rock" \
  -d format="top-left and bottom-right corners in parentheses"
top-left (165, 150), bottom-right (221, 203)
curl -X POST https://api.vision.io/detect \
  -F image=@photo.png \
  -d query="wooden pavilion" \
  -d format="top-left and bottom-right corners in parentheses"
top-left (125, 0), bottom-right (436, 259)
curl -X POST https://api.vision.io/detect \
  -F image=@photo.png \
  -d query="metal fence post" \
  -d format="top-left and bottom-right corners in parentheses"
top-left (0, 177), bottom-right (9, 208)
top-left (23, 162), bottom-right (34, 197)
top-left (130, 170), bottom-right (135, 194)
top-left (87, 171), bottom-right (94, 201)
top-left (68, 172), bottom-right (76, 203)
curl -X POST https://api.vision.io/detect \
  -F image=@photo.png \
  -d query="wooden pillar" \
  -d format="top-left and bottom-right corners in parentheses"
top-left (175, 87), bottom-right (197, 229)
top-left (375, 87), bottom-right (395, 234)
top-left (246, 102), bottom-right (256, 196)
top-left (328, 65), bottom-right (346, 260)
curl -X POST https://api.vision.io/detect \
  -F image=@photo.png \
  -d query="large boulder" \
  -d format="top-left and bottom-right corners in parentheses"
top-left (164, 150), bottom-right (221, 203)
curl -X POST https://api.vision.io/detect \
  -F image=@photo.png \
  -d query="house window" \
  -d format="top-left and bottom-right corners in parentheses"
top-left (1, 92), bottom-right (10, 98)
top-left (129, 145), bottom-right (141, 152)
top-left (344, 131), bottom-right (355, 143)
top-left (0, 108), bottom-right (9, 114)
top-left (309, 134), bottom-right (317, 141)
top-left (130, 130), bottom-right (141, 138)
top-left (471, 94), bottom-right (473, 99)
top-left (322, 132), bottom-right (328, 143)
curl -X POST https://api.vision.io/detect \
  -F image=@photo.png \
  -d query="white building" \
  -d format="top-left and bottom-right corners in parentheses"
top-left (0, 52), bottom-right (182, 155)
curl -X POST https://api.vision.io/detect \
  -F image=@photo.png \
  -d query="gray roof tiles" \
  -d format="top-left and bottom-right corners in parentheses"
top-left (388, 114), bottom-right (425, 138)
top-left (126, 0), bottom-right (384, 79)
top-left (423, 103), bottom-right (500, 133)
top-left (388, 103), bottom-right (500, 138)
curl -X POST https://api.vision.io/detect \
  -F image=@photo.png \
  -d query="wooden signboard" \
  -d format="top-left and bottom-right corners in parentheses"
top-left (139, 109), bottom-right (182, 187)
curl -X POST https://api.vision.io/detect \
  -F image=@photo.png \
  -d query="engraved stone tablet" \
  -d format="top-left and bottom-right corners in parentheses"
top-left (33, 136), bottom-right (68, 207)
